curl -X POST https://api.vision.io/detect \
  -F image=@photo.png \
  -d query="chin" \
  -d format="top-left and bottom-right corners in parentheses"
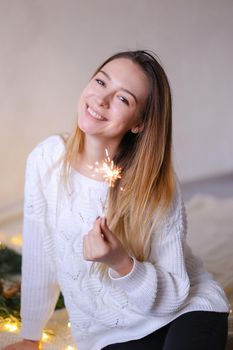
top-left (78, 118), bottom-right (96, 136)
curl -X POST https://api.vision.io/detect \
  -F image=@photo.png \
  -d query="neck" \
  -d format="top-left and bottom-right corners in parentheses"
top-left (75, 135), bottom-right (120, 179)
top-left (85, 136), bottom-right (119, 162)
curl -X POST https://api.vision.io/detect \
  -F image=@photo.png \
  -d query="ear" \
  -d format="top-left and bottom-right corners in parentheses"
top-left (131, 122), bottom-right (144, 134)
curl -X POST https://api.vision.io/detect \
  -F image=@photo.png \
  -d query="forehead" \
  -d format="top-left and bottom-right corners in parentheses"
top-left (99, 58), bottom-right (149, 102)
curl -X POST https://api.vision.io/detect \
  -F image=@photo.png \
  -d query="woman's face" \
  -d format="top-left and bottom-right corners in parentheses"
top-left (77, 58), bottom-right (149, 143)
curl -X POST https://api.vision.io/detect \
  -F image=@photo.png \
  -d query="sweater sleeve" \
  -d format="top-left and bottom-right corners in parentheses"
top-left (108, 181), bottom-right (190, 316)
top-left (20, 145), bottom-right (60, 340)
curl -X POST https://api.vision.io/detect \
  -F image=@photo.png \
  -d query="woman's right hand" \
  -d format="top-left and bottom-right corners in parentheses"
top-left (2, 340), bottom-right (41, 350)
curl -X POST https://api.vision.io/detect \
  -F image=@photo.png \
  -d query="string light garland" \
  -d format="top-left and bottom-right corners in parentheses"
top-left (0, 315), bottom-right (77, 349)
top-left (0, 316), bottom-right (20, 333)
top-left (0, 316), bottom-right (54, 341)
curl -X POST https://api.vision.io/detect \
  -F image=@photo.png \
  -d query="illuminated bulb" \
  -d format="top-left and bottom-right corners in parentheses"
top-left (66, 346), bottom-right (76, 350)
top-left (42, 332), bottom-right (50, 342)
top-left (0, 316), bottom-right (20, 333)
top-left (67, 322), bottom-right (71, 328)
top-left (10, 235), bottom-right (23, 247)
top-left (4, 322), bottom-right (19, 333)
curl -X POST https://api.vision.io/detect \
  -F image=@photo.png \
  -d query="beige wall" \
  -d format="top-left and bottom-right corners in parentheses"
top-left (1, 0), bottom-right (233, 213)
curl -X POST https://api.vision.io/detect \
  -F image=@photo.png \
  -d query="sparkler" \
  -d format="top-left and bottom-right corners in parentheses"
top-left (89, 149), bottom-right (122, 188)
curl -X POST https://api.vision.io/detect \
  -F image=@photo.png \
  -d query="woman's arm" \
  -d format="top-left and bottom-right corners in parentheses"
top-left (20, 144), bottom-right (60, 340)
top-left (20, 218), bottom-right (60, 339)
top-left (108, 181), bottom-right (190, 315)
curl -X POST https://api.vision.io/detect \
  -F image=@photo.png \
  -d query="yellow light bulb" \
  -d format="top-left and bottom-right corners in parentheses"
top-left (42, 332), bottom-right (50, 342)
top-left (10, 234), bottom-right (23, 247)
top-left (41, 329), bottom-right (55, 343)
top-left (4, 322), bottom-right (19, 332)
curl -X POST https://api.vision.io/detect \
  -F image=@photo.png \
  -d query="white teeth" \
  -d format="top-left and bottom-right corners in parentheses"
top-left (87, 106), bottom-right (105, 120)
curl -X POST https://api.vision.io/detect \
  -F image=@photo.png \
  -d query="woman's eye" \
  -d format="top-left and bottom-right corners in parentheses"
top-left (95, 78), bottom-right (105, 86)
top-left (118, 96), bottom-right (129, 106)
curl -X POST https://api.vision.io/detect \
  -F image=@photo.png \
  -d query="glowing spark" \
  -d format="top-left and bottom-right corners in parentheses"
top-left (66, 346), bottom-right (76, 350)
top-left (67, 322), bottom-right (71, 328)
top-left (90, 149), bottom-right (122, 188)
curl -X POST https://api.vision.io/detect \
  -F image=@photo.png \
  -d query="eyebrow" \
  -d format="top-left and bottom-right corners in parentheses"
top-left (99, 70), bottom-right (138, 103)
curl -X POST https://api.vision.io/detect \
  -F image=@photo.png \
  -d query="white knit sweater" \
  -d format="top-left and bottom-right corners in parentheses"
top-left (20, 135), bottom-right (229, 350)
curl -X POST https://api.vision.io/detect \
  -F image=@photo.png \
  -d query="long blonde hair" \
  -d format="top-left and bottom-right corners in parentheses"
top-left (63, 50), bottom-right (175, 273)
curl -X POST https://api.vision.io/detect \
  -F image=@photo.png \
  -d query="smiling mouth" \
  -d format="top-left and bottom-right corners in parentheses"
top-left (87, 105), bottom-right (107, 121)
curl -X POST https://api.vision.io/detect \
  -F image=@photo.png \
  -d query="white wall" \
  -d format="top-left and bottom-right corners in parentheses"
top-left (0, 0), bottom-right (233, 213)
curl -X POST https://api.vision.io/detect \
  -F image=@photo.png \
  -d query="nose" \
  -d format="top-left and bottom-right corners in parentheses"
top-left (96, 91), bottom-right (111, 108)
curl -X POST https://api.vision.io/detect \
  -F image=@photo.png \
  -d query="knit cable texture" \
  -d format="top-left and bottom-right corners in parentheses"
top-left (20, 136), bottom-right (230, 350)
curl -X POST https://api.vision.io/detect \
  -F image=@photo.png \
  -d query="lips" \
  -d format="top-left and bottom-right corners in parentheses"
top-left (87, 105), bottom-right (107, 121)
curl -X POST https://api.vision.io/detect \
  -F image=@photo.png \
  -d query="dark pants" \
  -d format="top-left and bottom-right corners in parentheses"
top-left (102, 311), bottom-right (228, 350)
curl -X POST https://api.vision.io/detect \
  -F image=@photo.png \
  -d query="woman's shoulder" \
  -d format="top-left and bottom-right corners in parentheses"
top-left (25, 134), bottom-right (68, 184)
top-left (27, 134), bottom-right (67, 166)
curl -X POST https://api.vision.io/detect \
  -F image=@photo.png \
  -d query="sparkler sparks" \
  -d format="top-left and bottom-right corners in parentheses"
top-left (89, 149), bottom-right (122, 188)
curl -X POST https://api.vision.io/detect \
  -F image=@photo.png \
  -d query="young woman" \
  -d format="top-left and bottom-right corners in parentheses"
top-left (4, 50), bottom-right (229, 350)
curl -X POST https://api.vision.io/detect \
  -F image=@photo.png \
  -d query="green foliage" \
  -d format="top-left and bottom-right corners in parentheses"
top-left (0, 244), bottom-right (21, 278)
top-left (56, 293), bottom-right (65, 309)
top-left (0, 294), bottom-right (20, 319)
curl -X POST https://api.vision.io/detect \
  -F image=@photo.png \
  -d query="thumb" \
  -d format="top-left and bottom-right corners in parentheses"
top-left (100, 217), bottom-right (114, 241)
top-left (92, 217), bottom-right (101, 234)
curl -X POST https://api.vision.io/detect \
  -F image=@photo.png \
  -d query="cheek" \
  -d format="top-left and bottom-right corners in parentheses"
top-left (111, 113), bottom-right (137, 134)
top-left (78, 85), bottom-right (92, 106)
top-left (77, 93), bottom-right (88, 114)
top-left (113, 105), bottom-right (138, 125)
top-left (112, 103), bottom-right (134, 120)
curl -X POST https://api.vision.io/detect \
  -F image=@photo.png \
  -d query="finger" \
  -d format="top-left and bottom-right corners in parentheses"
top-left (91, 217), bottom-right (102, 235)
top-left (100, 217), bottom-right (113, 241)
top-left (83, 234), bottom-right (97, 260)
top-left (100, 216), bottom-right (108, 231)
top-left (95, 217), bottom-right (105, 239)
